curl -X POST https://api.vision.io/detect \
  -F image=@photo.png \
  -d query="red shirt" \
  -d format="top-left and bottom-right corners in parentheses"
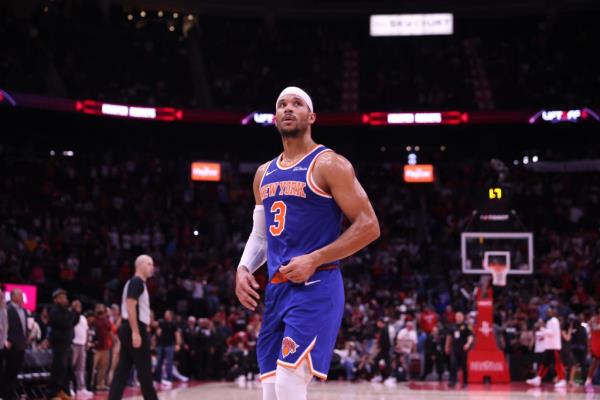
top-left (94, 317), bottom-right (112, 350)
top-left (444, 310), bottom-right (456, 324)
top-left (420, 311), bottom-right (438, 333)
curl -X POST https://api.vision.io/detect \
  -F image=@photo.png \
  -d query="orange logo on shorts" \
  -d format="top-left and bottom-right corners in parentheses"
top-left (281, 337), bottom-right (299, 358)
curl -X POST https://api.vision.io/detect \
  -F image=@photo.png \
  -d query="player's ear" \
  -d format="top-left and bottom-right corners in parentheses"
top-left (308, 112), bottom-right (316, 125)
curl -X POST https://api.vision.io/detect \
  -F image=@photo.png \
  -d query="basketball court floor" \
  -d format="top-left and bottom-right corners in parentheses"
top-left (99, 381), bottom-right (599, 400)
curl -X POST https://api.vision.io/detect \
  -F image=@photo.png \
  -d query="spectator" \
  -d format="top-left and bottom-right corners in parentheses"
top-left (569, 314), bottom-right (588, 386)
top-left (72, 299), bottom-right (92, 398)
top-left (92, 303), bottom-right (112, 392)
top-left (370, 318), bottom-right (393, 385)
top-left (47, 289), bottom-right (79, 400)
top-left (394, 320), bottom-right (418, 380)
top-left (560, 317), bottom-right (575, 385)
top-left (107, 304), bottom-right (122, 386)
top-left (420, 325), bottom-right (445, 382)
top-left (335, 341), bottom-right (360, 381)
top-left (179, 316), bottom-right (197, 379)
top-left (3, 289), bottom-right (29, 400)
top-left (531, 319), bottom-right (546, 374)
top-left (36, 306), bottom-right (51, 348)
top-left (153, 309), bottom-right (181, 387)
top-left (419, 306), bottom-right (439, 335)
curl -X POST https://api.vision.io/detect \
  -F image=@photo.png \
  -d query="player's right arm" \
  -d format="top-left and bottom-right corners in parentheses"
top-left (235, 163), bottom-right (268, 311)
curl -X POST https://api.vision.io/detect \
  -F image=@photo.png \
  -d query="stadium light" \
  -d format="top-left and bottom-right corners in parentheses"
top-left (408, 153), bottom-right (417, 165)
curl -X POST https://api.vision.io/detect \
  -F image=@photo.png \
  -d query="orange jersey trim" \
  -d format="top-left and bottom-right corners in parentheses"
top-left (306, 149), bottom-right (333, 198)
top-left (275, 337), bottom-right (329, 380)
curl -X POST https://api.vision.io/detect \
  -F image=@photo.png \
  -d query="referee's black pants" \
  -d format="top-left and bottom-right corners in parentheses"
top-left (108, 321), bottom-right (158, 400)
top-left (449, 349), bottom-right (468, 386)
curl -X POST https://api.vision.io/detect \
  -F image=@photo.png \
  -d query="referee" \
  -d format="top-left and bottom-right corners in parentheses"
top-left (108, 255), bottom-right (158, 400)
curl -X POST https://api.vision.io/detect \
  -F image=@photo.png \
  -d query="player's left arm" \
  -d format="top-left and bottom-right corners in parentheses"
top-left (279, 152), bottom-right (380, 283)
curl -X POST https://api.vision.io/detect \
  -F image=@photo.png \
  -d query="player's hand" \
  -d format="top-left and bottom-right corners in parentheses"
top-left (279, 254), bottom-right (319, 283)
top-left (132, 332), bottom-right (142, 348)
top-left (236, 266), bottom-right (260, 311)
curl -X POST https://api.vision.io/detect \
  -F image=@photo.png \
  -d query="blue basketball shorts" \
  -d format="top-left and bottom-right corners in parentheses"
top-left (257, 268), bottom-right (344, 381)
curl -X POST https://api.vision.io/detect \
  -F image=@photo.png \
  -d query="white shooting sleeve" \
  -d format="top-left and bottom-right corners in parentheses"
top-left (238, 205), bottom-right (267, 274)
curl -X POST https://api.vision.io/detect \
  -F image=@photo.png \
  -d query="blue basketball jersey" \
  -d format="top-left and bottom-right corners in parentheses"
top-left (259, 145), bottom-right (342, 280)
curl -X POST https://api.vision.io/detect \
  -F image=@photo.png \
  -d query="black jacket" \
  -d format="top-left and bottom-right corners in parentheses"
top-left (7, 302), bottom-right (29, 352)
top-left (49, 303), bottom-right (79, 345)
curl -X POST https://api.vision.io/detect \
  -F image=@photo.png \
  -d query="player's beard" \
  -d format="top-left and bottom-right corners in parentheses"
top-left (277, 120), bottom-right (304, 138)
top-left (278, 126), bottom-right (302, 138)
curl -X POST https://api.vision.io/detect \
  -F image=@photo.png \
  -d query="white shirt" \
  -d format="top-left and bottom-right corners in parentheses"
top-left (545, 317), bottom-right (561, 350)
top-left (395, 328), bottom-right (418, 354)
top-left (73, 315), bottom-right (89, 345)
top-left (534, 328), bottom-right (546, 353)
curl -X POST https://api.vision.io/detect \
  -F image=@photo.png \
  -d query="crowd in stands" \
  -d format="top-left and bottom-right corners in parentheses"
top-left (1, 142), bottom-right (600, 397)
top-left (1, 1), bottom-right (600, 111)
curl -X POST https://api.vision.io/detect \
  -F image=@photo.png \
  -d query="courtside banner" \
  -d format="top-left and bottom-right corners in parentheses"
top-left (191, 162), bottom-right (221, 182)
top-left (370, 14), bottom-right (454, 37)
top-left (404, 164), bottom-right (434, 183)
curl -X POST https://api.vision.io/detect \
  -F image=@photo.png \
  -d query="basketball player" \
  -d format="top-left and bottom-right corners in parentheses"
top-left (235, 86), bottom-right (380, 400)
top-left (108, 255), bottom-right (158, 400)
top-left (585, 305), bottom-right (600, 388)
top-left (526, 307), bottom-right (566, 388)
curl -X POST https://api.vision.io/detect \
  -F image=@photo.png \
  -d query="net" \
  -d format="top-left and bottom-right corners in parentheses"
top-left (486, 263), bottom-right (508, 286)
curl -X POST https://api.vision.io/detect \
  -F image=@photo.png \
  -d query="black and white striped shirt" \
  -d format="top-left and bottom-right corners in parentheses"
top-left (121, 276), bottom-right (151, 326)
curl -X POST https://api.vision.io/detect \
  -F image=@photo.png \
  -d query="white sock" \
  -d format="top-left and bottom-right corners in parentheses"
top-left (262, 375), bottom-right (277, 400)
top-left (275, 360), bottom-right (312, 400)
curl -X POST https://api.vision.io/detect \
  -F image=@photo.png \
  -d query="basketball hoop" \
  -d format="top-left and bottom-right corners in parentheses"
top-left (486, 263), bottom-right (508, 286)
top-left (482, 251), bottom-right (511, 286)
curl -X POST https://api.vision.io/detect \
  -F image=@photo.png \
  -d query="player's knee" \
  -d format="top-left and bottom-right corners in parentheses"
top-left (275, 361), bottom-right (311, 399)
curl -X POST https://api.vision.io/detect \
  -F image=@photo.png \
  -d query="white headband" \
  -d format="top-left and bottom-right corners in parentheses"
top-left (276, 86), bottom-right (313, 112)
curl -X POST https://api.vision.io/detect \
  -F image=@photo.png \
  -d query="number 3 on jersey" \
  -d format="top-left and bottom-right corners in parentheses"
top-left (269, 201), bottom-right (287, 236)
